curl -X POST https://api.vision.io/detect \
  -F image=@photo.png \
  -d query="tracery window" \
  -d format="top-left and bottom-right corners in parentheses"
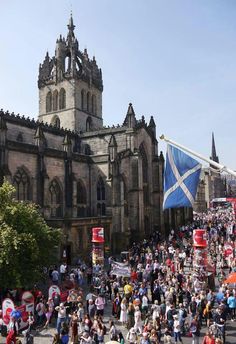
top-left (46, 91), bottom-right (52, 112)
top-left (97, 178), bottom-right (106, 216)
top-left (49, 179), bottom-right (62, 217)
top-left (92, 95), bottom-right (97, 115)
top-left (59, 88), bottom-right (66, 110)
top-left (140, 143), bottom-right (149, 206)
top-left (86, 117), bottom-right (92, 131)
top-left (53, 90), bottom-right (58, 111)
top-left (81, 89), bottom-right (85, 110)
top-left (77, 180), bottom-right (87, 217)
top-left (87, 92), bottom-right (91, 112)
top-left (13, 168), bottom-right (30, 201)
top-left (51, 115), bottom-right (60, 128)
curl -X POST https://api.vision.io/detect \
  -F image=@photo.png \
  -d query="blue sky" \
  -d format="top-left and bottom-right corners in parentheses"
top-left (0, 0), bottom-right (236, 169)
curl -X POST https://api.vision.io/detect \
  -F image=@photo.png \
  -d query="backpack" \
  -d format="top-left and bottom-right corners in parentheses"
top-left (182, 309), bottom-right (187, 318)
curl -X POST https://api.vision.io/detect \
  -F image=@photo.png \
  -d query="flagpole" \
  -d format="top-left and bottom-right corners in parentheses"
top-left (160, 134), bottom-right (236, 178)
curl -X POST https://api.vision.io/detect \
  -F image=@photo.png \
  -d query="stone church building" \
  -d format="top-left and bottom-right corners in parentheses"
top-left (0, 16), bottom-right (167, 262)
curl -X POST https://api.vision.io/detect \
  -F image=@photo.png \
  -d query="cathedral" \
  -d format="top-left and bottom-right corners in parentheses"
top-left (0, 15), bottom-right (166, 263)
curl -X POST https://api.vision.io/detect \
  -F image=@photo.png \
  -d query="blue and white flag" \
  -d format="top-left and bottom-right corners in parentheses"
top-left (163, 144), bottom-right (201, 210)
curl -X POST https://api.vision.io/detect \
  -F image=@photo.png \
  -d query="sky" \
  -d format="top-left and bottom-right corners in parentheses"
top-left (0, 0), bottom-right (236, 169)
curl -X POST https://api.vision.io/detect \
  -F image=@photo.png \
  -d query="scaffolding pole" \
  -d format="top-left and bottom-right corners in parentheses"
top-left (160, 134), bottom-right (236, 178)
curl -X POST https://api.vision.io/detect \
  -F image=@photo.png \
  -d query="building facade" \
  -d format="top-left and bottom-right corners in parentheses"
top-left (0, 16), bottom-right (165, 262)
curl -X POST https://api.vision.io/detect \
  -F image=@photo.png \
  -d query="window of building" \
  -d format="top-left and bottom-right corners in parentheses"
top-left (53, 90), bottom-right (58, 111)
top-left (86, 117), bottom-right (92, 131)
top-left (46, 91), bottom-right (52, 112)
top-left (77, 180), bottom-right (87, 217)
top-left (51, 115), bottom-right (60, 128)
top-left (87, 92), bottom-right (91, 112)
top-left (81, 89), bottom-right (85, 110)
top-left (140, 143), bottom-right (149, 206)
top-left (59, 88), bottom-right (66, 109)
top-left (92, 95), bottom-right (97, 115)
top-left (97, 178), bottom-right (106, 216)
top-left (132, 159), bottom-right (139, 188)
top-left (49, 179), bottom-right (62, 217)
top-left (13, 168), bottom-right (30, 201)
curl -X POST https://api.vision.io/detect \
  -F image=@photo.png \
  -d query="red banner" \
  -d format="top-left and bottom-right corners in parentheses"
top-left (92, 227), bottom-right (104, 243)
top-left (193, 229), bottom-right (207, 247)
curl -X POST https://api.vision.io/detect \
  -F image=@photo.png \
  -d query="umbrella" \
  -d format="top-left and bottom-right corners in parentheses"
top-left (224, 272), bottom-right (236, 284)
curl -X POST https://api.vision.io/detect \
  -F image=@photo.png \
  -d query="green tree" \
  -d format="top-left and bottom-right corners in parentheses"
top-left (0, 181), bottom-right (61, 288)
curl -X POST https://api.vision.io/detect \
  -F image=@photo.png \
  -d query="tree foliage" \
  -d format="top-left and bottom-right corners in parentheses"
top-left (0, 181), bottom-right (61, 288)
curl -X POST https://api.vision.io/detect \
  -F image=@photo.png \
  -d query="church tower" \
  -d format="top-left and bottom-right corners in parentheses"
top-left (38, 14), bottom-right (103, 132)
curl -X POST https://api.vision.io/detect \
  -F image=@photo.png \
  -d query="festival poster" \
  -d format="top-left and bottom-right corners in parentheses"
top-left (48, 285), bottom-right (61, 299)
top-left (2, 298), bottom-right (15, 325)
top-left (92, 227), bottom-right (104, 243)
top-left (193, 229), bottom-right (207, 247)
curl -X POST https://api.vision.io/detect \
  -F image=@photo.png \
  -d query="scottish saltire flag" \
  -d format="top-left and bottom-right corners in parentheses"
top-left (163, 144), bottom-right (201, 210)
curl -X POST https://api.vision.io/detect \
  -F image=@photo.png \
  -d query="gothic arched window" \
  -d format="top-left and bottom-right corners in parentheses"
top-left (49, 179), bottom-right (63, 218)
top-left (53, 90), bottom-right (58, 111)
top-left (121, 176), bottom-right (128, 217)
top-left (77, 180), bottom-right (87, 217)
top-left (13, 167), bottom-right (31, 201)
top-left (140, 143), bottom-right (149, 206)
top-left (92, 95), bottom-right (97, 114)
top-left (59, 88), bottom-right (66, 110)
top-left (87, 92), bottom-right (91, 112)
top-left (132, 158), bottom-right (139, 188)
top-left (86, 117), bottom-right (92, 131)
top-left (51, 115), bottom-right (60, 128)
top-left (46, 91), bottom-right (52, 113)
top-left (97, 178), bottom-right (106, 216)
top-left (81, 89), bottom-right (85, 110)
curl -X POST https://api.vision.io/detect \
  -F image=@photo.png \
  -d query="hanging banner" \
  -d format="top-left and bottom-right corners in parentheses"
top-left (193, 229), bottom-right (207, 247)
top-left (2, 298), bottom-right (15, 325)
top-left (48, 285), bottom-right (61, 299)
top-left (110, 261), bottom-right (131, 277)
top-left (92, 227), bottom-right (104, 243)
top-left (92, 244), bottom-right (104, 265)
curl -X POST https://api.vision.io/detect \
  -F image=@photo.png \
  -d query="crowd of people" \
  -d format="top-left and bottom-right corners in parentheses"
top-left (0, 205), bottom-right (236, 344)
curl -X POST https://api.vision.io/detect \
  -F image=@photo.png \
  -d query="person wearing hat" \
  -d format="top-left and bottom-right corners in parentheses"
top-left (126, 327), bottom-right (138, 344)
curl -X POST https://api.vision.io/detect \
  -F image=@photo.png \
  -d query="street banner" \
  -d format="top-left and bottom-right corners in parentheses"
top-left (110, 261), bottom-right (131, 277)
top-left (48, 285), bottom-right (61, 299)
top-left (92, 244), bottom-right (104, 265)
top-left (92, 227), bottom-right (104, 243)
top-left (2, 298), bottom-right (15, 325)
top-left (193, 229), bottom-right (207, 247)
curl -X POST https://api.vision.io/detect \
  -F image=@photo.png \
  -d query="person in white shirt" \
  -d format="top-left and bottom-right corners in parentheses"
top-left (173, 315), bottom-right (183, 344)
top-left (59, 263), bottom-right (67, 281)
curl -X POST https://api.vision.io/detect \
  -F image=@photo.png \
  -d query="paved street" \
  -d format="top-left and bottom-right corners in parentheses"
top-left (1, 297), bottom-right (236, 343)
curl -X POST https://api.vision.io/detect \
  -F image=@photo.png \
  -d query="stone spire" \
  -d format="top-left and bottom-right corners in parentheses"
top-left (123, 103), bottom-right (136, 128)
top-left (210, 132), bottom-right (219, 163)
top-left (67, 12), bottom-right (75, 37)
